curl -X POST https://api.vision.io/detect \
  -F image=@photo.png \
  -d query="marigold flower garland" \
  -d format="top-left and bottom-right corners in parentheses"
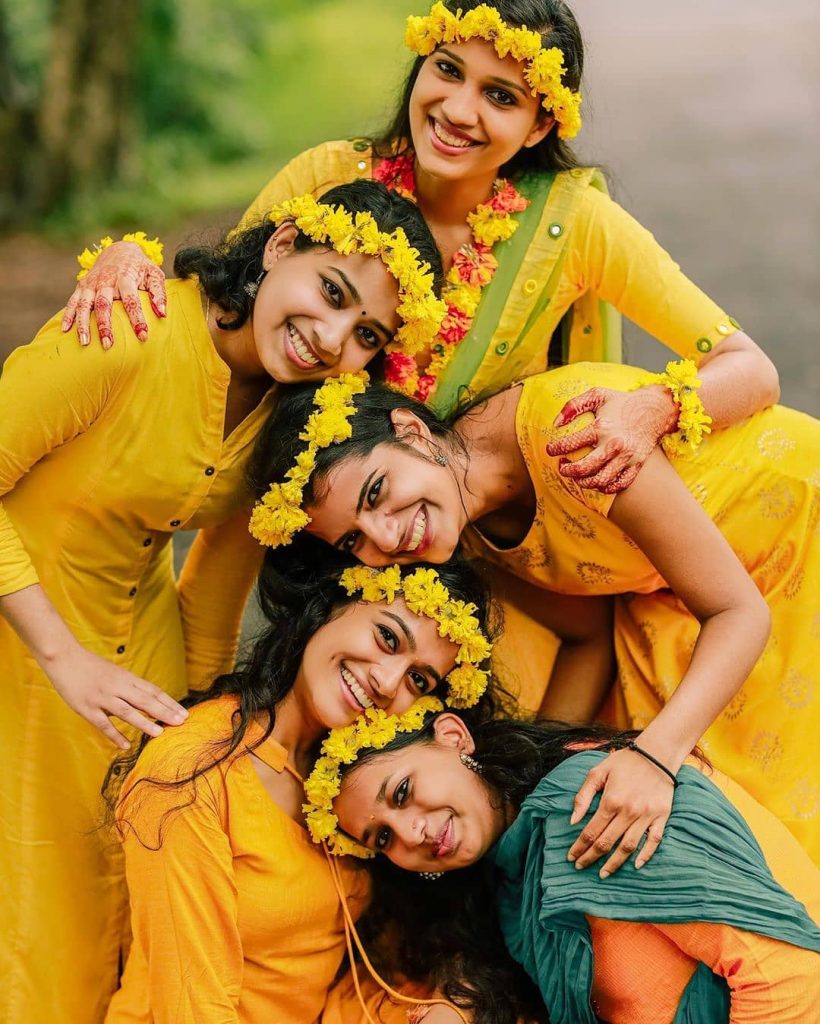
top-left (75, 231), bottom-right (164, 280)
top-left (376, 153), bottom-right (528, 401)
top-left (304, 696), bottom-right (444, 858)
top-left (630, 359), bottom-right (713, 457)
top-left (340, 565), bottom-right (492, 707)
top-left (405, 2), bottom-right (583, 139)
top-left (268, 194), bottom-right (446, 356)
top-left (248, 372), bottom-right (369, 547)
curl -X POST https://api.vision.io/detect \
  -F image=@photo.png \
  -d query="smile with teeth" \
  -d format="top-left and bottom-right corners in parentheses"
top-left (406, 508), bottom-right (427, 553)
top-left (287, 322), bottom-right (321, 367)
top-left (341, 664), bottom-right (374, 710)
top-left (431, 118), bottom-right (476, 148)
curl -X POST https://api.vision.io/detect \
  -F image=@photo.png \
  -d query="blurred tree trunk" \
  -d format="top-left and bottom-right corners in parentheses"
top-left (0, 0), bottom-right (140, 224)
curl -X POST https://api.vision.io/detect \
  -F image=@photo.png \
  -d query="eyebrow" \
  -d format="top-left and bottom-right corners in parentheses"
top-left (328, 266), bottom-right (395, 345)
top-left (361, 773), bottom-right (392, 846)
top-left (438, 47), bottom-right (528, 96)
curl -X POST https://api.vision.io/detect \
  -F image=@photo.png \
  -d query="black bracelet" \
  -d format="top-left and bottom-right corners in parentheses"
top-left (627, 741), bottom-right (679, 788)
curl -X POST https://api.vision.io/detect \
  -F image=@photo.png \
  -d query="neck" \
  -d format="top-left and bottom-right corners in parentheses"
top-left (414, 161), bottom-right (498, 226)
top-left (268, 692), bottom-right (326, 777)
top-left (205, 298), bottom-right (268, 385)
top-left (453, 387), bottom-right (532, 522)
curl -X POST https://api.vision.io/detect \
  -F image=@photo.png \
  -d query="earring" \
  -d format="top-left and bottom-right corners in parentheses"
top-left (419, 871), bottom-right (444, 881)
top-left (434, 452), bottom-right (448, 466)
top-left (460, 752), bottom-right (482, 774)
top-left (244, 269), bottom-right (266, 298)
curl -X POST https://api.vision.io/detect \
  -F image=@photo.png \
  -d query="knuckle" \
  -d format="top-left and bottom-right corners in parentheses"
top-left (580, 829), bottom-right (597, 844)
top-left (620, 840), bottom-right (638, 854)
top-left (593, 837), bottom-right (612, 853)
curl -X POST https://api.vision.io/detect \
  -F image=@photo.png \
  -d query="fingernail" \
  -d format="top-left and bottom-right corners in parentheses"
top-left (157, 301), bottom-right (167, 316)
top-left (173, 711), bottom-right (188, 723)
top-left (103, 338), bottom-right (112, 351)
top-left (80, 331), bottom-right (89, 346)
top-left (151, 725), bottom-right (164, 736)
top-left (599, 869), bottom-right (610, 879)
top-left (567, 852), bottom-right (576, 862)
top-left (635, 860), bottom-right (645, 870)
top-left (136, 328), bottom-right (148, 342)
top-left (570, 813), bottom-right (579, 825)
top-left (575, 861), bottom-right (584, 870)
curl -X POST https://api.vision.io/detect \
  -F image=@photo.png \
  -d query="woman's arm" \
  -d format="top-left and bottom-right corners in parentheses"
top-left (567, 449), bottom-right (770, 874)
top-left (0, 320), bottom-right (187, 745)
top-left (177, 508), bottom-right (264, 691)
top-left (116, 776), bottom-right (243, 1024)
top-left (552, 189), bottom-right (780, 491)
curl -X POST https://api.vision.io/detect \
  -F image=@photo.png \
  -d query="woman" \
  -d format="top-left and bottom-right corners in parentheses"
top-left (0, 180), bottom-right (444, 1024)
top-left (63, 0), bottom-right (780, 706)
top-left (322, 703), bottom-right (820, 1024)
top-left (251, 361), bottom-right (819, 858)
top-left (103, 559), bottom-right (513, 1024)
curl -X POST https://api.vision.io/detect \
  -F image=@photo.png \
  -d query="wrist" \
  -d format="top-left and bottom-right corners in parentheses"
top-left (644, 383), bottom-right (680, 437)
top-left (633, 727), bottom-right (689, 775)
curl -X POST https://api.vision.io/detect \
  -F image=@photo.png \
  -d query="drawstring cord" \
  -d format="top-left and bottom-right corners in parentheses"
top-left (324, 846), bottom-right (469, 1024)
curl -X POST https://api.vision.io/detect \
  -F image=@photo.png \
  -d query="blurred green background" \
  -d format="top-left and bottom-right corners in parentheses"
top-left (0, 0), bottom-right (417, 233)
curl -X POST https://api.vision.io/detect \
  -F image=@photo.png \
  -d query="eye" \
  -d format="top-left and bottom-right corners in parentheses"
top-left (377, 623), bottom-right (398, 652)
top-left (366, 477), bottom-right (383, 506)
top-left (409, 671), bottom-right (431, 695)
top-left (322, 276), bottom-right (343, 307)
top-left (434, 59), bottom-right (460, 78)
top-left (375, 825), bottom-right (392, 850)
top-left (394, 777), bottom-right (410, 806)
top-left (357, 325), bottom-right (381, 349)
top-left (487, 88), bottom-right (516, 107)
top-left (338, 530), bottom-right (360, 553)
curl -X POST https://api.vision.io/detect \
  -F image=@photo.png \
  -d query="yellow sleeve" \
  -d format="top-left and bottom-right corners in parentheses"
top-left (654, 922), bottom-right (820, 1024)
top-left (239, 140), bottom-right (370, 230)
top-left (568, 188), bottom-right (739, 362)
top-left (177, 507), bottom-right (264, 690)
top-left (0, 312), bottom-right (132, 596)
top-left (119, 771), bottom-right (243, 1024)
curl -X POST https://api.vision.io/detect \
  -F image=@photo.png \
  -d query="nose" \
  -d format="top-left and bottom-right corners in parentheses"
top-left (440, 83), bottom-right (480, 129)
top-left (313, 315), bottom-right (352, 360)
top-left (392, 812), bottom-right (428, 850)
top-left (368, 660), bottom-right (406, 704)
top-left (364, 510), bottom-right (403, 559)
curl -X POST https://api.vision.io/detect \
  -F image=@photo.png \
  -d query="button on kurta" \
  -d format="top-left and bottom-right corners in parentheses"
top-left (142, 538), bottom-right (152, 547)
top-left (696, 338), bottom-right (713, 353)
top-left (495, 341), bottom-right (509, 355)
top-left (170, 519), bottom-right (181, 527)
top-left (116, 645), bottom-right (126, 655)
top-left (128, 587), bottom-right (137, 597)
top-left (548, 223), bottom-right (563, 238)
top-left (523, 279), bottom-right (538, 295)
top-left (204, 466), bottom-right (215, 476)
top-left (356, 160), bottom-right (367, 171)
top-left (717, 323), bottom-right (732, 335)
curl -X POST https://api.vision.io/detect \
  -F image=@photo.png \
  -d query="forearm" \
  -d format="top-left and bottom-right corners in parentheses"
top-left (696, 332), bottom-right (780, 428)
top-left (539, 635), bottom-right (615, 724)
top-left (636, 599), bottom-right (770, 771)
top-left (0, 583), bottom-right (80, 668)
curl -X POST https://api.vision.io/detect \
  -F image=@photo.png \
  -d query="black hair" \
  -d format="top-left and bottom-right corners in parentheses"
top-left (173, 179), bottom-right (444, 332)
top-left (339, 710), bottom-right (642, 1024)
top-left (101, 554), bottom-right (500, 842)
top-left (248, 379), bottom-right (463, 591)
top-left (373, 0), bottom-right (585, 178)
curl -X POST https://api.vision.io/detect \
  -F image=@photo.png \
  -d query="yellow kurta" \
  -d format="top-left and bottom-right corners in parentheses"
top-left (467, 364), bottom-right (820, 857)
top-left (106, 697), bottom-right (370, 1024)
top-left (0, 280), bottom-right (269, 1024)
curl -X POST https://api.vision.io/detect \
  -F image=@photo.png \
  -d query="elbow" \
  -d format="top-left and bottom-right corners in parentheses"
top-left (746, 589), bottom-right (772, 653)
top-left (759, 350), bottom-right (781, 406)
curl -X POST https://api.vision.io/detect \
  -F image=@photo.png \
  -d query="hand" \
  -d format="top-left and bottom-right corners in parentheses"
top-left (46, 644), bottom-right (187, 749)
top-left (61, 241), bottom-right (167, 347)
top-left (567, 746), bottom-right (675, 876)
top-left (546, 385), bottom-right (678, 493)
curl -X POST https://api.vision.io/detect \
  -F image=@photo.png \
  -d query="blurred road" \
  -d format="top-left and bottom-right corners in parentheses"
top-left (1, 0), bottom-right (817, 413)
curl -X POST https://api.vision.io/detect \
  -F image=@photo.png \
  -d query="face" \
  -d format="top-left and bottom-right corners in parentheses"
top-left (334, 714), bottom-right (506, 873)
top-left (305, 410), bottom-right (465, 566)
top-left (251, 224), bottom-right (401, 384)
top-left (293, 596), bottom-right (459, 731)
top-left (409, 39), bottom-right (553, 184)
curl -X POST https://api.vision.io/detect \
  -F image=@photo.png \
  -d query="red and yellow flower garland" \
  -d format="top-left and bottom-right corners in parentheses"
top-left (375, 152), bottom-right (529, 401)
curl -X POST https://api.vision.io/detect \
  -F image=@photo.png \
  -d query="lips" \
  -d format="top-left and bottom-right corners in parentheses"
top-left (428, 116), bottom-right (480, 155)
top-left (339, 663), bottom-right (376, 713)
top-left (432, 816), bottom-right (455, 858)
top-left (284, 321), bottom-right (323, 370)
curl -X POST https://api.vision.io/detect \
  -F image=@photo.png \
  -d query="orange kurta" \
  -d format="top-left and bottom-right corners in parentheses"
top-left (106, 697), bottom-right (371, 1024)
top-left (588, 766), bottom-right (820, 1023)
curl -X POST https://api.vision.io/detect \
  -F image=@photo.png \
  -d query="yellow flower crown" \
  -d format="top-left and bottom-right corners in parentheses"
top-left (249, 371), bottom-right (368, 548)
top-left (405, 2), bottom-right (582, 139)
top-left (305, 696), bottom-right (445, 858)
top-left (269, 194), bottom-right (446, 355)
top-left (340, 565), bottom-right (492, 708)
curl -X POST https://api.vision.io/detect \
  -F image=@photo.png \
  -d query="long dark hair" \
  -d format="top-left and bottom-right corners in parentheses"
top-left (373, 0), bottom-right (585, 178)
top-left (249, 379), bottom-right (464, 591)
top-left (173, 179), bottom-right (444, 332)
top-left (101, 555), bottom-right (499, 842)
top-left (341, 711), bottom-right (640, 1024)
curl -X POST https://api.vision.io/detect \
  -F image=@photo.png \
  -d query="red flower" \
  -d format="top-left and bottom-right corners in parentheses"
top-left (452, 244), bottom-right (498, 287)
top-left (373, 154), bottom-right (417, 199)
top-left (440, 304), bottom-right (471, 343)
top-left (488, 179), bottom-right (528, 214)
top-left (415, 374), bottom-right (437, 402)
top-left (384, 351), bottom-right (418, 385)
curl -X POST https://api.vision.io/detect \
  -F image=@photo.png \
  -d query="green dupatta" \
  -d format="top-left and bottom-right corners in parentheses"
top-left (488, 751), bottom-right (820, 1024)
